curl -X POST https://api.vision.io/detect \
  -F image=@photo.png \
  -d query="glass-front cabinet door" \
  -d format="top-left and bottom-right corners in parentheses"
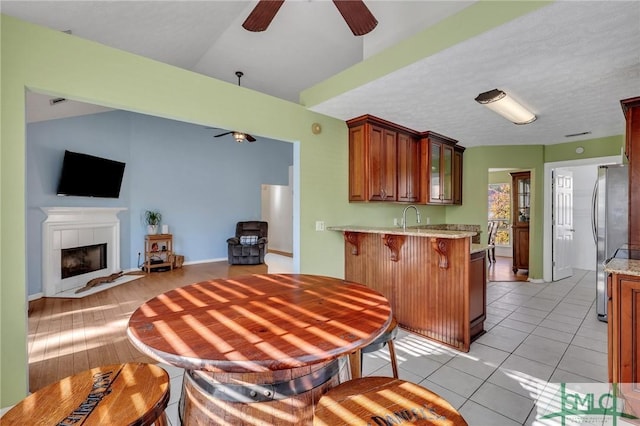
top-left (442, 144), bottom-right (454, 203)
top-left (510, 170), bottom-right (531, 273)
top-left (513, 172), bottom-right (530, 223)
top-left (429, 141), bottom-right (441, 203)
top-left (428, 140), bottom-right (454, 204)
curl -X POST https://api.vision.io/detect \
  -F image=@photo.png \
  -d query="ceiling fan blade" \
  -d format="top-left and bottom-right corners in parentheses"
top-left (332, 0), bottom-right (378, 36)
top-left (242, 0), bottom-right (285, 32)
top-left (245, 134), bottom-right (257, 142)
top-left (214, 131), bottom-right (233, 138)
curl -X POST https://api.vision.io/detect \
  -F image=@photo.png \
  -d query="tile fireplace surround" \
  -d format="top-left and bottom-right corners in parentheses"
top-left (41, 207), bottom-right (127, 297)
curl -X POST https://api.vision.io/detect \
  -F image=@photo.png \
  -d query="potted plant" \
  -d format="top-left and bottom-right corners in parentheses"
top-left (144, 210), bottom-right (162, 235)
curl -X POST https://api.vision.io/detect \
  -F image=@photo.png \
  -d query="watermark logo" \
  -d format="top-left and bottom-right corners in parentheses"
top-left (538, 383), bottom-right (638, 425)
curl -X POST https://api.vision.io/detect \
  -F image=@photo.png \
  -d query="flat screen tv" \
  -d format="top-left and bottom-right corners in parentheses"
top-left (56, 150), bottom-right (126, 198)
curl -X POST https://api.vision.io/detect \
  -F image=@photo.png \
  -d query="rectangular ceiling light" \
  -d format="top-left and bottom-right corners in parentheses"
top-left (475, 89), bottom-right (536, 125)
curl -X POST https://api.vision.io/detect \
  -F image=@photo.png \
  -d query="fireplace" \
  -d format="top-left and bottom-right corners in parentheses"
top-left (41, 207), bottom-right (126, 296)
top-left (61, 243), bottom-right (107, 279)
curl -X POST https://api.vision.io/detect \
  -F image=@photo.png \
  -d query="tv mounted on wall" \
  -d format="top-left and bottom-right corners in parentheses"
top-left (56, 150), bottom-right (126, 198)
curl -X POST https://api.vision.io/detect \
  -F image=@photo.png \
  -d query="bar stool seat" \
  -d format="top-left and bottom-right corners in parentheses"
top-left (314, 376), bottom-right (468, 426)
top-left (1, 363), bottom-right (170, 426)
top-left (349, 316), bottom-right (399, 379)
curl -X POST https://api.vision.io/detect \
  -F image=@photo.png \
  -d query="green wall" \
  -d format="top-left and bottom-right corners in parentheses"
top-left (544, 135), bottom-right (624, 163)
top-left (489, 169), bottom-right (517, 185)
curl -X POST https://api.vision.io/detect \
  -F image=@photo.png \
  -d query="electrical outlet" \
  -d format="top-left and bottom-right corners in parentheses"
top-left (426, 217), bottom-right (430, 225)
top-left (315, 221), bottom-right (325, 231)
top-left (393, 218), bottom-right (399, 226)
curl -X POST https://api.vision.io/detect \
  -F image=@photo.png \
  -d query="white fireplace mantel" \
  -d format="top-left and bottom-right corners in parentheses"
top-left (41, 207), bottom-right (127, 296)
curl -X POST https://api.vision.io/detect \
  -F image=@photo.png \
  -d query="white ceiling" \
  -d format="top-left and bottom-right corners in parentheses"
top-left (4, 1), bottom-right (640, 147)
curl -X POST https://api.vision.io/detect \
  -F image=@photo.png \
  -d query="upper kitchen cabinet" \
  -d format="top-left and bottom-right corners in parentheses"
top-left (347, 115), bottom-right (464, 204)
top-left (621, 97), bottom-right (640, 246)
top-left (347, 115), bottom-right (406, 202)
top-left (397, 132), bottom-right (421, 203)
top-left (621, 97), bottom-right (640, 161)
top-left (420, 132), bottom-right (463, 205)
top-left (453, 146), bottom-right (465, 205)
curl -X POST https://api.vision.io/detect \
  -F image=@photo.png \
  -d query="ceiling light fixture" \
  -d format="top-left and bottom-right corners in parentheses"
top-left (474, 89), bottom-right (536, 125)
top-left (232, 132), bottom-right (245, 143)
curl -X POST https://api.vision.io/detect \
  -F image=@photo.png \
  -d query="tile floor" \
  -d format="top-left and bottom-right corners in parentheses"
top-left (160, 269), bottom-right (633, 425)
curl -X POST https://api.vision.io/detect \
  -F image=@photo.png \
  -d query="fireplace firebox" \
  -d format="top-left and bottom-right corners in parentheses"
top-left (61, 243), bottom-right (107, 279)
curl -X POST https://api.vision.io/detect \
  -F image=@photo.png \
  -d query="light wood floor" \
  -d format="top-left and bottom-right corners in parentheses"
top-left (487, 255), bottom-right (529, 282)
top-left (27, 261), bottom-right (267, 392)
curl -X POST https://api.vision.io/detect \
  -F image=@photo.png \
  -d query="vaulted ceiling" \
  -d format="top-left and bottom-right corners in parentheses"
top-left (4, 1), bottom-right (640, 147)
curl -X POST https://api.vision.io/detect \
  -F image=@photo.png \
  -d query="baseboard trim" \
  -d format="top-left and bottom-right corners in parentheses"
top-left (183, 257), bottom-right (226, 266)
top-left (268, 249), bottom-right (293, 258)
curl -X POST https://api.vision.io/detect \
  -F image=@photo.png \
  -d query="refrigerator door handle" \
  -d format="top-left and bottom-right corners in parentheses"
top-left (591, 179), bottom-right (598, 245)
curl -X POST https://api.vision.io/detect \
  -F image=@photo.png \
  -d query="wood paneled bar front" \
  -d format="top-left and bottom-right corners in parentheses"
top-left (328, 226), bottom-right (487, 352)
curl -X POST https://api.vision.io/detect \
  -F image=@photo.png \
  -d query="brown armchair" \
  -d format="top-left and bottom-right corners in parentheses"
top-left (227, 221), bottom-right (268, 265)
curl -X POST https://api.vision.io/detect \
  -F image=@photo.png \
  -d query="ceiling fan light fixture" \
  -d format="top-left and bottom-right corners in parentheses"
top-left (475, 89), bottom-right (536, 125)
top-left (233, 132), bottom-right (245, 143)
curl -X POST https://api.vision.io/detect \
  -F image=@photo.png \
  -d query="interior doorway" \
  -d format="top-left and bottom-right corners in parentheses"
top-left (543, 155), bottom-right (622, 282)
top-left (487, 168), bottom-right (530, 282)
top-left (261, 166), bottom-right (294, 256)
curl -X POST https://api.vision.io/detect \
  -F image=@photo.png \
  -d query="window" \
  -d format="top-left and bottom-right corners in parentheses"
top-left (488, 183), bottom-right (511, 245)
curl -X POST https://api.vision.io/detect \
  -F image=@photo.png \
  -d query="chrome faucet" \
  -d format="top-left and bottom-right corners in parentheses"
top-left (402, 205), bottom-right (421, 230)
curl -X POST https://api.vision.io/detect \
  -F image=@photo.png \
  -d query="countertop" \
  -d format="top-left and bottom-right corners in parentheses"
top-left (604, 258), bottom-right (640, 277)
top-left (327, 225), bottom-right (477, 239)
top-left (471, 244), bottom-right (490, 254)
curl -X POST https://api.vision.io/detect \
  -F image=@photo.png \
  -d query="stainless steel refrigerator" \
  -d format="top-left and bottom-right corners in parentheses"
top-left (593, 164), bottom-right (628, 322)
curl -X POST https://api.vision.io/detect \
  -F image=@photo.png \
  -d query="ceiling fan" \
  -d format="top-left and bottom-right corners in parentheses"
top-left (242, 0), bottom-right (378, 36)
top-left (213, 71), bottom-right (256, 143)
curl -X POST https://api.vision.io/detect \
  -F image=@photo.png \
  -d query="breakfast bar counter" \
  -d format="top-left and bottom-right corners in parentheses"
top-left (328, 225), bottom-right (487, 352)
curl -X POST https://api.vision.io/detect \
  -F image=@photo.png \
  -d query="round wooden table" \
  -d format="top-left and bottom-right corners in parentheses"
top-left (127, 273), bottom-right (392, 425)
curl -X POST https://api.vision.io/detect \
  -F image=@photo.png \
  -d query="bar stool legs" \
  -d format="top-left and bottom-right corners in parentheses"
top-left (349, 317), bottom-right (399, 379)
top-left (387, 338), bottom-right (399, 379)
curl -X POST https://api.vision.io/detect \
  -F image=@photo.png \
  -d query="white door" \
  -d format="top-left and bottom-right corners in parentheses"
top-left (553, 169), bottom-right (574, 280)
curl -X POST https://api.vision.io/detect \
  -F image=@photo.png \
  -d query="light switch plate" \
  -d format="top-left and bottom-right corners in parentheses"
top-left (315, 221), bottom-right (325, 231)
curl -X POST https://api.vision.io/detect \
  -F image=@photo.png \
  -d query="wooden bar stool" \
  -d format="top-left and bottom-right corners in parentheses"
top-left (1, 363), bottom-right (170, 426)
top-left (314, 376), bottom-right (468, 425)
top-left (349, 316), bottom-right (399, 379)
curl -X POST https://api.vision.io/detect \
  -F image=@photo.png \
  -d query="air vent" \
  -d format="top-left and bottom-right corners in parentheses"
top-left (49, 97), bottom-right (67, 106)
top-left (564, 131), bottom-right (591, 138)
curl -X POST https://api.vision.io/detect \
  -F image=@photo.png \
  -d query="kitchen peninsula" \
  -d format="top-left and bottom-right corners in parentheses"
top-left (329, 225), bottom-right (487, 352)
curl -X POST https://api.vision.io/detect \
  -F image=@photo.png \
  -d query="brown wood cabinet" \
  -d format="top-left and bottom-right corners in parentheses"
top-left (347, 115), bottom-right (464, 205)
top-left (622, 97), bottom-right (640, 246)
top-left (453, 146), bottom-right (464, 205)
top-left (397, 132), bottom-right (420, 202)
top-left (348, 116), bottom-right (405, 201)
top-left (511, 171), bottom-right (530, 273)
top-left (420, 132), bottom-right (461, 205)
top-left (608, 272), bottom-right (640, 420)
